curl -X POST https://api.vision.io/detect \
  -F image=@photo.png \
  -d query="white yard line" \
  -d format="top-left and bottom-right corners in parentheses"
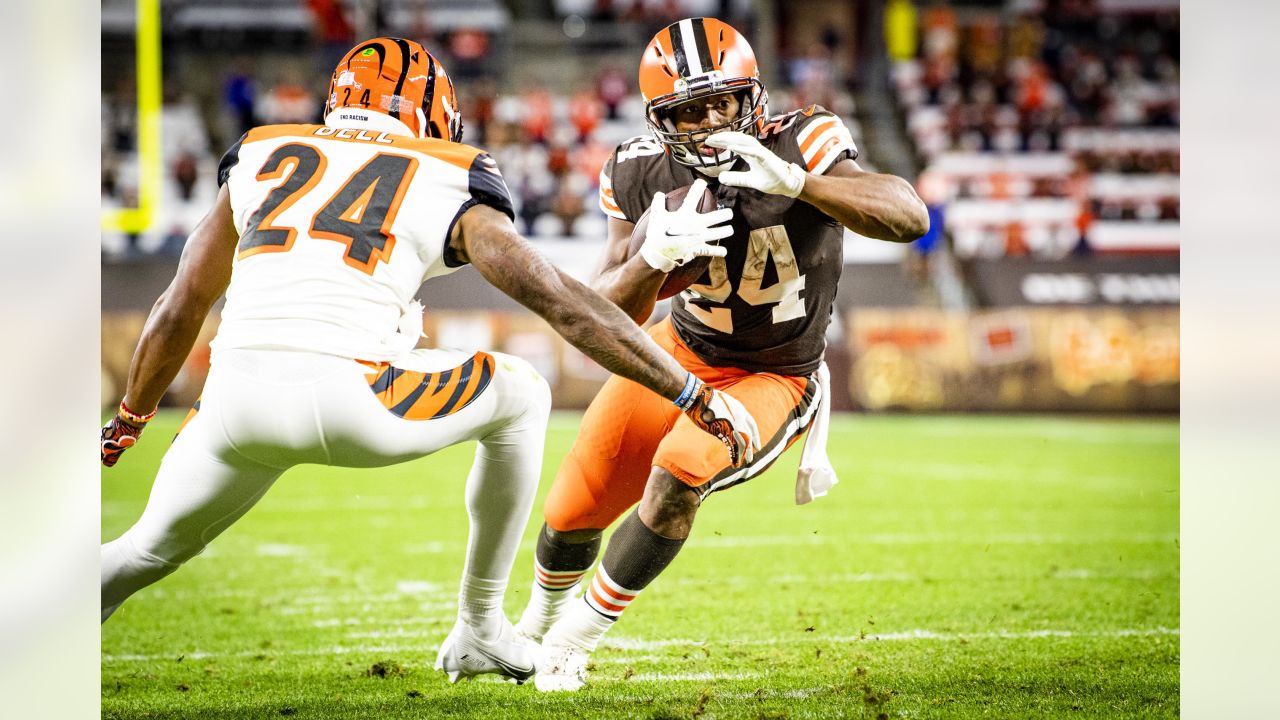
top-left (103, 627), bottom-right (1179, 663)
top-left (631, 672), bottom-right (759, 682)
top-left (684, 532), bottom-right (1178, 548)
top-left (601, 627), bottom-right (1180, 651)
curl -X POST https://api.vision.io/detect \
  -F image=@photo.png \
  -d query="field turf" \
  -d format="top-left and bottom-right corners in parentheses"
top-left (102, 411), bottom-right (1178, 719)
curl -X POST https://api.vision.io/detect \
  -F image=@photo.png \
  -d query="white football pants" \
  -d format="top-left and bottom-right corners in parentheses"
top-left (101, 347), bottom-right (550, 622)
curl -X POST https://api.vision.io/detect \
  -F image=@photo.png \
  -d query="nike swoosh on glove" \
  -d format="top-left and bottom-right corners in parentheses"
top-left (683, 384), bottom-right (761, 468)
top-left (704, 131), bottom-right (807, 198)
top-left (101, 415), bottom-right (146, 467)
top-left (639, 178), bottom-right (734, 273)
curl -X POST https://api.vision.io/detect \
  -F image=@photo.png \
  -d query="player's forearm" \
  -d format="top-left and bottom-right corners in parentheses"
top-left (591, 256), bottom-right (665, 324)
top-left (122, 295), bottom-right (208, 413)
top-left (545, 268), bottom-right (686, 398)
top-left (799, 172), bottom-right (929, 243)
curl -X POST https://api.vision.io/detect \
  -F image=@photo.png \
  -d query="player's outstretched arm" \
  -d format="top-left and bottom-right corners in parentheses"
top-left (453, 203), bottom-right (760, 467)
top-left (705, 131), bottom-right (929, 243)
top-left (103, 185), bottom-right (239, 467)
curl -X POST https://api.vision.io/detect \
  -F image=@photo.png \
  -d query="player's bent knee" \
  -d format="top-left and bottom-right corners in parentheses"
top-left (488, 351), bottom-right (551, 418)
top-left (638, 468), bottom-right (700, 538)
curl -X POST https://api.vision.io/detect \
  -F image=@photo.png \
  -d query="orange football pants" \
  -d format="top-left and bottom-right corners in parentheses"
top-left (544, 317), bottom-right (814, 532)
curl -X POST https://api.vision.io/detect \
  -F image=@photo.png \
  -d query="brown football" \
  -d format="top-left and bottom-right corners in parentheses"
top-left (627, 183), bottom-right (722, 300)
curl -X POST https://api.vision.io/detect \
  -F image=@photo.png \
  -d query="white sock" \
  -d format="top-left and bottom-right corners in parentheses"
top-left (516, 579), bottom-right (581, 640)
top-left (458, 575), bottom-right (507, 641)
top-left (545, 597), bottom-right (614, 653)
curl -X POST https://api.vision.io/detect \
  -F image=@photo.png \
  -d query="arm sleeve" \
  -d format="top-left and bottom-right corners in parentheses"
top-left (216, 133), bottom-right (248, 187)
top-left (794, 111), bottom-right (859, 176)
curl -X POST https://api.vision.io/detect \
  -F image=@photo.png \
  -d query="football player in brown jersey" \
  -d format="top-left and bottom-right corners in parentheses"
top-left (515, 18), bottom-right (930, 691)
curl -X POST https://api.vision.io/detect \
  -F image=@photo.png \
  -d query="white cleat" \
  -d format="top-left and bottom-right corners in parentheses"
top-left (534, 639), bottom-right (590, 692)
top-left (434, 619), bottom-right (537, 684)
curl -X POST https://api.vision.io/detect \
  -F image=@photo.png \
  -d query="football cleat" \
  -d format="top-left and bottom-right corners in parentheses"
top-left (434, 619), bottom-right (537, 684)
top-left (534, 638), bottom-right (591, 693)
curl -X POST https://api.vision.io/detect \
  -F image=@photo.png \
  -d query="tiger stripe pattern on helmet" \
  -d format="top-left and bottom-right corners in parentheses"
top-left (360, 352), bottom-right (495, 420)
top-left (327, 37), bottom-right (462, 142)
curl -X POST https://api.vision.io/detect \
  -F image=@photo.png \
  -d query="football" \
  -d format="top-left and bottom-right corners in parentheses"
top-left (627, 182), bottom-right (722, 300)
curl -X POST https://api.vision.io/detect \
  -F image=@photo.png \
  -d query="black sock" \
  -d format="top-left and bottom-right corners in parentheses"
top-left (599, 510), bottom-right (686, 593)
top-left (534, 523), bottom-right (601, 591)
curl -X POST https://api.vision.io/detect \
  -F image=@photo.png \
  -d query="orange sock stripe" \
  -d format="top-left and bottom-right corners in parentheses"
top-left (592, 568), bottom-right (638, 602)
top-left (535, 567), bottom-right (585, 589)
top-left (587, 584), bottom-right (628, 615)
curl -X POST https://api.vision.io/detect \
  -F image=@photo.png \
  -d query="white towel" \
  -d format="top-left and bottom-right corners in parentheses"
top-left (795, 361), bottom-right (838, 505)
top-left (388, 299), bottom-right (427, 362)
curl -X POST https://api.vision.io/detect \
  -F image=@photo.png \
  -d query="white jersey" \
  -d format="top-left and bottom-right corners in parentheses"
top-left (212, 115), bottom-right (514, 361)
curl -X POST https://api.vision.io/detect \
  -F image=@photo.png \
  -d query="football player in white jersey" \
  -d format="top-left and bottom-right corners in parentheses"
top-left (100, 37), bottom-right (761, 684)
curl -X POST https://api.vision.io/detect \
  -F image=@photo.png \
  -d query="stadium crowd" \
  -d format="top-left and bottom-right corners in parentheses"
top-left (101, 0), bottom-right (1178, 267)
top-left (101, 0), bottom-right (856, 258)
top-left (895, 0), bottom-right (1179, 258)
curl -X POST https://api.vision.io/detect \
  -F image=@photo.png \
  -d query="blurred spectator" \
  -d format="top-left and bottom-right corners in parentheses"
top-left (172, 153), bottom-right (199, 202)
top-left (259, 72), bottom-right (318, 125)
top-left (595, 66), bottom-right (629, 121)
top-left (550, 180), bottom-right (587, 236)
top-left (306, 0), bottom-right (355, 72)
top-left (568, 86), bottom-right (604, 144)
top-left (791, 44), bottom-right (838, 109)
top-left (223, 62), bottom-right (258, 137)
top-left (466, 78), bottom-right (499, 146)
top-left (450, 29), bottom-right (492, 80)
top-left (520, 86), bottom-right (554, 145)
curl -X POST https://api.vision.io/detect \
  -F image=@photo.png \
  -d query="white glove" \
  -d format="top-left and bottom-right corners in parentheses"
top-left (704, 131), bottom-right (807, 198)
top-left (640, 178), bottom-right (733, 273)
top-left (676, 375), bottom-right (762, 468)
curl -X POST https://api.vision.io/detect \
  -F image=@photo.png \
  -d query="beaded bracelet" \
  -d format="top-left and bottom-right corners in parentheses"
top-left (118, 401), bottom-right (157, 425)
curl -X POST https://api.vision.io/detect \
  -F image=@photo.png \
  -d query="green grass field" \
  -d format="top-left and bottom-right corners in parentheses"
top-left (102, 411), bottom-right (1178, 719)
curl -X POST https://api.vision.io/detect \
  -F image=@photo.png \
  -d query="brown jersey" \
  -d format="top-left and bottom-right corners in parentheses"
top-left (600, 105), bottom-right (858, 375)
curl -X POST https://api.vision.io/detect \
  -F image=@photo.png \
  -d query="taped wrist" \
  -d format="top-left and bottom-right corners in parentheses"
top-left (672, 373), bottom-right (702, 411)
